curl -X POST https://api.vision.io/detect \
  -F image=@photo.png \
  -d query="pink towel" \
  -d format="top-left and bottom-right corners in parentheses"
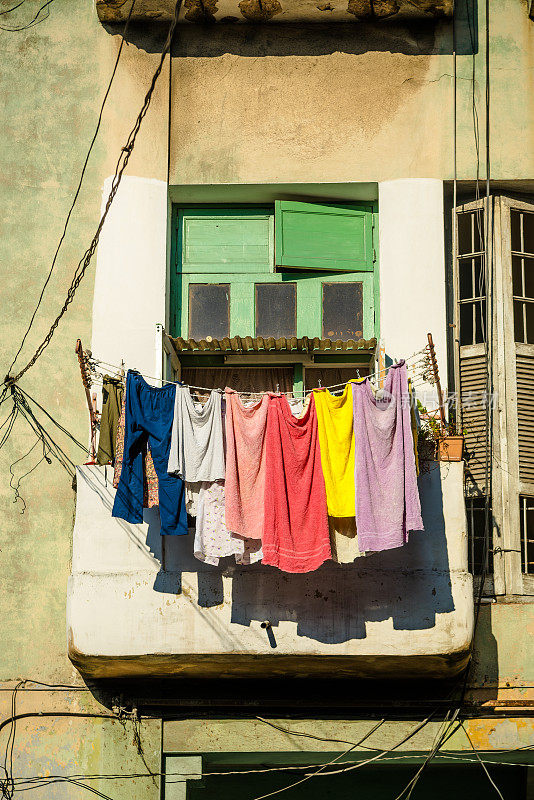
top-left (352, 361), bottom-right (423, 552)
top-left (224, 390), bottom-right (269, 541)
top-left (262, 393), bottom-right (331, 573)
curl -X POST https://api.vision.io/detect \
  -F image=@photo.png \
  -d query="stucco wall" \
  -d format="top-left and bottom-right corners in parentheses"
top-left (0, 1), bottom-right (162, 797)
top-left (167, 0), bottom-right (534, 184)
top-left (0, 0), bottom-right (533, 795)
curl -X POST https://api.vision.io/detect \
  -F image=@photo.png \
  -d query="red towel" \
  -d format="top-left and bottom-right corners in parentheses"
top-left (262, 393), bottom-right (331, 573)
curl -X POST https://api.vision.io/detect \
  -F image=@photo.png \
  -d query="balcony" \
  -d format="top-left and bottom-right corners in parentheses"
top-left (67, 460), bottom-right (473, 679)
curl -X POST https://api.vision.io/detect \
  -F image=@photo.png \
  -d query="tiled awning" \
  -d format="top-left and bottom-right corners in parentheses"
top-left (169, 335), bottom-right (377, 355)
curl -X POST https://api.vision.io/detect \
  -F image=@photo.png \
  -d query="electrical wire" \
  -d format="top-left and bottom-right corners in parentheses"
top-left (457, 0), bottom-right (494, 711)
top-left (0, 0), bottom-right (54, 31)
top-left (0, 1), bottom-right (25, 16)
top-left (6, 0), bottom-right (137, 377)
top-left (4, 0), bottom-right (183, 388)
top-left (462, 725), bottom-right (505, 800)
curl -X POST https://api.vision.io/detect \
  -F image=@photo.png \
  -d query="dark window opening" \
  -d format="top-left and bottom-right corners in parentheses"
top-left (511, 209), bottom-right (534, 256)
top-left (457, 211), bottom-right (487, 346)
top-left (458, 210), bottom-right (485, 256)
top-left (520, 495), bottom-right (534, 575)
top-left (305, 366), bottom-right (369, 392)
top-left (189, 284), bottom-right (230, 341)
top-left (255, 283), bottom-right (296, 339)
top-left (459, 298), bottom-right (486, 346)
top-left (512, 251), bottom-right (534, 343)
top-left (181, 367), bottom-right (294, 399)
top-left (322, 282), bottom-right (363, 341)
top-left (466, 496), bottom-right (493, 575)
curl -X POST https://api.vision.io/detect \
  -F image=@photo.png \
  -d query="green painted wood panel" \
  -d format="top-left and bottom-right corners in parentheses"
top-left (179, 207), bottom-right (274, 274)
top-left (275, 200), bottom-right (374, 272)
top-left (172, 204), bottom-right (378, 344)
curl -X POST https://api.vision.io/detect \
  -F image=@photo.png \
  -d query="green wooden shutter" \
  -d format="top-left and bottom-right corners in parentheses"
top-left (275, 200), bottom-right (374, 272)
top-left (180, 207), bottom-right (273, 274)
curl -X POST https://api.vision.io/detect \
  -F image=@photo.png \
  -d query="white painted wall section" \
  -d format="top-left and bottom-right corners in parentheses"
top-left (378, 179), bottom-right (447, 405)
top-left (91, 175), bottom-right (168, 382)
top-left (67, 463), bottom-right (473, 679)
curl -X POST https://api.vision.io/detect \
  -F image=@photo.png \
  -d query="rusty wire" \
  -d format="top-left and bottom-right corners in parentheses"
top-left (4, 0), bottom-right (182, 388)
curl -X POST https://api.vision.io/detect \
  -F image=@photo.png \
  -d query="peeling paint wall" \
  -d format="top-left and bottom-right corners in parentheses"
top-left (0, 0), bottom-right (162, 797)
top-left (0, 0), bottom-right (533, 795)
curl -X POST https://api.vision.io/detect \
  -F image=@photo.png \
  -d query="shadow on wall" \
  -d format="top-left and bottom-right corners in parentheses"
top-left (155, 461), bottom-right (455, 644)
top-left (103, 0), bottom-right (477, 57)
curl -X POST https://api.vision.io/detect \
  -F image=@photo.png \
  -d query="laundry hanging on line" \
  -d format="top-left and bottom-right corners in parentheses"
top-left (106, 362), bottom-right (424, 573)
top-left (96, 375), bottom-right (123, 466)
top-left (112, 371), bottom-right (187, 536)
top-left (352, 361), bottom-right (423, 552)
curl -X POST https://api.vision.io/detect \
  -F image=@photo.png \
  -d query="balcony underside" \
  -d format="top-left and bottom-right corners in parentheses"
top-left (68, 649), bottom-right (470, 680)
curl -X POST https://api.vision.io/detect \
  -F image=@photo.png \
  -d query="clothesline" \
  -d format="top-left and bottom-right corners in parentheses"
top-left (86, 348), bottom-right (430, 399)
top-left (106, 359), bottom-right (424, 572)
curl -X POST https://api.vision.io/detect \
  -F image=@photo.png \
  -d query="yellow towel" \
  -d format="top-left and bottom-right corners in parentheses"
top-left (314, 382), bottom-right (356, 517)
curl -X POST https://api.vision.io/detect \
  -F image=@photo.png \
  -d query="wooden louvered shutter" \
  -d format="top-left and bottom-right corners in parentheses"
top-left (460, 350), bottom-right (489, 492)
top-left (516, 353), bottom-right (534, 483)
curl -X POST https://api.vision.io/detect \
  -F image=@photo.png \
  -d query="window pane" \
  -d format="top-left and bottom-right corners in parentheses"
top-left (526, 302), bottom-right (534, 345)
top-left (473, 255), bottom-right (485, 297)
top-left (460, 302), bottom-right (474, 346)
top-left (512, 255), bottom-right (523, 297)
top-left (474, 299), bottom-right (486, 343)
top-left (255, 283), bottom-right (296, 339)
top-left (520, 496), bottom-right (534, 575)
top-left (467, 497), bottom-right (493, 574)
top-left (472, 210), bottom-right (484, 253)
top-left (511, 209), bottom-right (521, 252)
top-left (524, 211), bottom-right (534, 255)
top-left (514, 300), bottom-right (525, 343)
top-left (189, 284), bottom-right (229, 340)
top-left (524, 256), bottom-right (534, 298)
top-left (322, 283), bottom-right (363, 341)
top-left (457, 212), bottom-right (473, 255)
top-left (459, 260), bottom-right (473, 300)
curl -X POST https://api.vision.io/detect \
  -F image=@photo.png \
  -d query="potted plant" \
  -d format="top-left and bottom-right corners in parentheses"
top-left (417, 403), bottom-right (465, 463)
top-left (437, 426), bottom-right (464, 462)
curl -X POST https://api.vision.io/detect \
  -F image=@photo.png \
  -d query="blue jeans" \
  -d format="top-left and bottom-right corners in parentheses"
top-left (112, 371), bottom-right (187, 536)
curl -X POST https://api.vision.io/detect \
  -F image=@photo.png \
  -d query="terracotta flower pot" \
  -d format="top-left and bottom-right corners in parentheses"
top-left (437, 435), bottom-right (464, 462)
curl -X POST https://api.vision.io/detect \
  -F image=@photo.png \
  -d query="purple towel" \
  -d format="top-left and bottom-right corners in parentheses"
top-left (353, 361), bottom-right (423, 552)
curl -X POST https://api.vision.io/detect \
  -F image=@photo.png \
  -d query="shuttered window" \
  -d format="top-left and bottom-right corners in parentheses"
top-left (455, 206), bottom-right (489, 496)
top-left (454, 196), bottom-right (534, 596)
top-left (517, 354), bottom-right (534, 483)
top-left (519, 495), bottom-right (534, 575)
top-left (460, 353), bottom-right (489, 493)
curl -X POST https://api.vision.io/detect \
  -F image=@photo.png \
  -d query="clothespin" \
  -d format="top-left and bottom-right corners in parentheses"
top-left (276, 383), bottom-right (280, 393)
top-left (356, 370), bottom-right (360, 379)
top-left (318, 379), bottom-right (322, 388)
top-left (119, 359), bottom-right (125, 378)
